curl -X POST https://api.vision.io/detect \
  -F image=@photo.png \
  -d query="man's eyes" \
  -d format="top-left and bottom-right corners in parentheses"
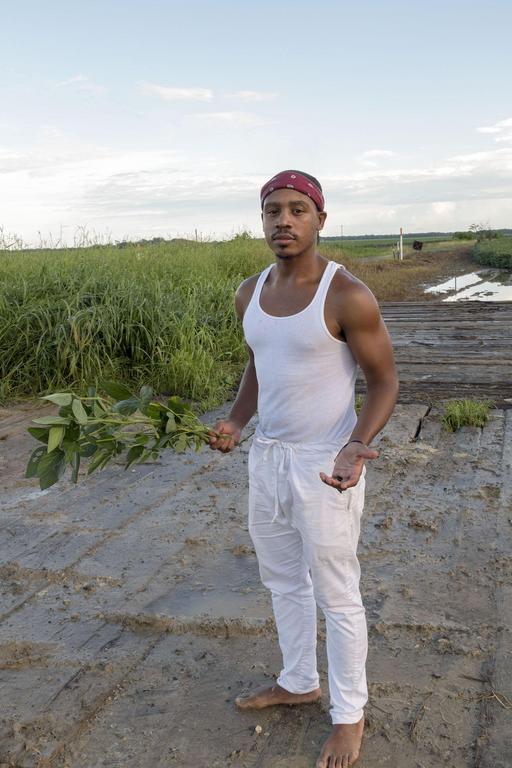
top-left (265, 208), bottom-right (305, 216)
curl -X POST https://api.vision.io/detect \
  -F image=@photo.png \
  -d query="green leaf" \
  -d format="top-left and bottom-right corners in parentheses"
top-left (28, 426), bottom-right (50, 444)
top-left (87, 448), bottom-right (111, 475)
top-left (125, 444), bottom-right (144, 469)
top-left (139, 402), bottom-right (162, 419)
top-left (72, 398), bottom-right (89, 425)
top-left (47, 426), bottom-right (65, 453)
top-left (37, 449), bottom-right (66, 490)
top-left (100, 380), bottom-right (134, 400)
top-left (42, 393), bottom-right (73, 406)
top-left (174, 433), bottom-right (188, 453)
top-left (139, 385), bottom-right (153, 405)
top-left (167, 396), bottom-right (186, 415)
top-left (70, 452), bottom-right (81, 483)
top-left (112, 397), bottom-right (140, 416)
top-left (32, 415), bottom-right (71, 426)
top-left (26, 445), bottom-right (46, 478)
top-left (62, 440), bottom-right (80, 461)
top-left (165, 413), bottom-right (177, 433)
top-left (93, 401), bottom-right (106, 418)
top-left (80, 442), bottom-right (97, 458)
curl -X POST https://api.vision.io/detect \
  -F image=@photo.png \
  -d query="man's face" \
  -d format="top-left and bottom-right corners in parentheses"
top-left (261, 188), bottom-right (327, 258)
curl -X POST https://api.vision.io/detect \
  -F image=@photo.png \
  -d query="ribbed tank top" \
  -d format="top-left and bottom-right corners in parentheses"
top-left (243, 260), bottom-right (358, 446)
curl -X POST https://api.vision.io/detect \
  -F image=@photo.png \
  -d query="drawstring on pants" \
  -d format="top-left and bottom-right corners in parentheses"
top-left (256, 435), bottom-right (294, 524)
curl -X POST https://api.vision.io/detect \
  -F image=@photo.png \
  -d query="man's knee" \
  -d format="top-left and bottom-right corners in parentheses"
top-left (259, 566), bottom-right (313, 598)
top-left (309, 550), bottom-right (363, 611)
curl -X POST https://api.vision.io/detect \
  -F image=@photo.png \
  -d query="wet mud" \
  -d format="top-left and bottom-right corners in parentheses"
top-left (0, 395), bottom-right (511, 767)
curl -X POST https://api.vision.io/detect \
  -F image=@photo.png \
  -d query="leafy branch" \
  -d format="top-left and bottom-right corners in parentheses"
top-left (25, 382), bottom-right (213, 490)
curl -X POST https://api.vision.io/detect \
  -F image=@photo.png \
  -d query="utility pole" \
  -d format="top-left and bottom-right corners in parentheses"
top-left (399, 226), bottom-right (403, 261)
top-left (340, 224), bottom-right (344, 239)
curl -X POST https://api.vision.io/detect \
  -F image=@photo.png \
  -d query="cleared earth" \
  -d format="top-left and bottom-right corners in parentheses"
top-left (1, 303), bottom-right (511, 768)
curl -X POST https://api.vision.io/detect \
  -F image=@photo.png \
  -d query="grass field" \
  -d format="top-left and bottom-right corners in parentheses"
top-left (0, 238), bottom-right (474, 408)
top-left (472, 237), bottom-right (512, 269)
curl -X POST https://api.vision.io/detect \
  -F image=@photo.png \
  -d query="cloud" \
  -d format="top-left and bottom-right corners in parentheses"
top-left (320, 146), bottom-right (512, 210)
top-left (55, 74), bottom-right (107, 95)
top-left (361, 149), bottom-right (396, 159)
top-left (477, 116), bottom-right (512, 144)
top-left (477, 117), bottom-right (512, 134)
top-left (2, 128), bottom-right (511, 244)
top-left (431, 201), bottom-right (456, 216)
top-left (224, 90), bottom-right (277, 102)
top-left (360, 148), bottom-right (397, 168)
top-left (193, 111), bottom-right (271, 127)
top-left (139, 81), bottom-right (213, 101)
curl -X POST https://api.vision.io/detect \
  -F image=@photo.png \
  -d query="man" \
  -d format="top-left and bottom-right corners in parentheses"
top-left (209, 170), bottom-right (398, 767)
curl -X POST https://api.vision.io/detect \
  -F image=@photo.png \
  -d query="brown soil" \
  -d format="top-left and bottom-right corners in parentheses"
top-left (0, 393), bottom-right (510, 767)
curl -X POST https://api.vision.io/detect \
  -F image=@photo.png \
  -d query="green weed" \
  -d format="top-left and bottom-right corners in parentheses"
top-left (442, 399), bottom-right (493, 432)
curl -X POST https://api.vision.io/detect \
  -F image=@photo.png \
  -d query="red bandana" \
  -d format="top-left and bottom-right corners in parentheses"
top-left (260, 171), bottom-right (325, 211)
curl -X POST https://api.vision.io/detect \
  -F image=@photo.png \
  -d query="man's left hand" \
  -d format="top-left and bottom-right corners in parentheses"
top-left (319, 441), bottom-right (379, 492)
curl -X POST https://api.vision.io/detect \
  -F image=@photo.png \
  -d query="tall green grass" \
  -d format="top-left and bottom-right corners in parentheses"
top-left (0, 238), bottom-right (473, 408)
top-left (0, 239), bottom-right (270, 408)
top-left (472, 238), bottom-right (512, 269)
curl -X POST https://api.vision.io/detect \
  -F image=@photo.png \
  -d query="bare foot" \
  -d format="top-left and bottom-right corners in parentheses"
top-left (235, 683), bottom-right (321, 711)
top-left (316, 716), bottom-right (364, 767)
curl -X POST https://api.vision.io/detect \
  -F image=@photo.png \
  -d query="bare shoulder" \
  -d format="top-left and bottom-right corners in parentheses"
top-left (327, 265), bottom-right (381, 329)
top-left (234, 273), bottom-right (261, 321)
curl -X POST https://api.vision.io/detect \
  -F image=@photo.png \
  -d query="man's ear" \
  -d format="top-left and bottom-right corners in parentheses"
top-left (318, 210), bottom-right (327, 231)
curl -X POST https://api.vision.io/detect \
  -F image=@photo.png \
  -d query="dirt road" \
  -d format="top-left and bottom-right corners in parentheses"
top-left (1, 394), bottom-right (511, 767)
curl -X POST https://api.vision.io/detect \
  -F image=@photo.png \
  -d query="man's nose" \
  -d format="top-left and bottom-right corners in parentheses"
top-left (276, 209), bottom-right (292, 226)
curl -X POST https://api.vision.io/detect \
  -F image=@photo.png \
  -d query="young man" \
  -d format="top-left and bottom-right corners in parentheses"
top-left (209, 170), bottom-right (398, 767)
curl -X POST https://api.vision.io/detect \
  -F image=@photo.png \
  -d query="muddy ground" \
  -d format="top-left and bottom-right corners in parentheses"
top-left (1, 394), bottom-right (511, 768)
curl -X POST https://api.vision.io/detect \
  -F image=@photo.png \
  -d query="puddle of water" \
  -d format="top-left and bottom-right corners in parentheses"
top-left (444, 280), bottom-right (512, 302)
top-left (426, 270), bottom-right (512, 302)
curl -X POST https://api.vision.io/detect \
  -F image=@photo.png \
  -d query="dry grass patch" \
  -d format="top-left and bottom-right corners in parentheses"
top-left (323, 244), bottom-right (475, 302)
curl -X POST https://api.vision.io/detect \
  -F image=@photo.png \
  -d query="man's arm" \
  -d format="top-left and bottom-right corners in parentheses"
top-left (321, 278), bottom-right (399, 490)
top-left (209, 277), bottom-right (259, 453)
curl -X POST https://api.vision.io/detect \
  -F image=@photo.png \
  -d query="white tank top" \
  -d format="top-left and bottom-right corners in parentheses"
top-left (243, 260), bottom-right (358, 446)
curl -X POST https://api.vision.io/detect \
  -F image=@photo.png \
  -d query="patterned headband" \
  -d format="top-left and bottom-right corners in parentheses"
top-left (260, 171), bottom-right (325, 211)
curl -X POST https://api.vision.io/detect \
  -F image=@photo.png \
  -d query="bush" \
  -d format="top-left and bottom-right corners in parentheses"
top-left (472, 239), bottom-right (512, 269)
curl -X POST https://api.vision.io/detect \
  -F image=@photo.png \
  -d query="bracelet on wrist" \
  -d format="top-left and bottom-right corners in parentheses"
top-left (340, 439), bottom-right (367, 452)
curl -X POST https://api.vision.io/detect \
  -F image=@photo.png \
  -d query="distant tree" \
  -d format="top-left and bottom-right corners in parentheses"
top-left (469, 222), bottom-right (500, 240)
top-left (231, 229), bottom-right (254, 241)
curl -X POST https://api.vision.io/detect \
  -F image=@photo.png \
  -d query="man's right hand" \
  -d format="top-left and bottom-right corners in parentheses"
top-left (208, 419), bottom-right (241, 453)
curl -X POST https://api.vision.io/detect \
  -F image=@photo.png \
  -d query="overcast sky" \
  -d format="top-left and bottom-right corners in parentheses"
top-left (1, 0), bottom-right (512, 244)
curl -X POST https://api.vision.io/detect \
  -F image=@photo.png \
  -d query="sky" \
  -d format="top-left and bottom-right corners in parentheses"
top-left (1, 0), bottom-right (512, 245)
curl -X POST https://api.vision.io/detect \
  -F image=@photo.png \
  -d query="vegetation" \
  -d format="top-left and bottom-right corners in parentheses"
top-left (472, 238), bottom-right (512, 269)
top-left (25, 382), bottom-right (213, 490)
top-left (442, 399), bottom-right (493, 432)
top-left (453, 231), bottom-right (476, 241)
top-left (0, 238), bottom-right (474, 407)
top-left (0, 239), bottom-right (267, 408)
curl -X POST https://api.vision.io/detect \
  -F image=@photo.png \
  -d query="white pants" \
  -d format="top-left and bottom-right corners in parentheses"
top-left (248, 433), bottom-right (368, 725)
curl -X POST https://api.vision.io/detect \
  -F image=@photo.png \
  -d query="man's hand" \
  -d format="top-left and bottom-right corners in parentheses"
top-left (320, 441), bottom-right (379, 492)
top-left (208, 419), bottom-right (241, 453)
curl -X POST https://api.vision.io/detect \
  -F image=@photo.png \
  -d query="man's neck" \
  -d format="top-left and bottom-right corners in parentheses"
top-left (273, 250), bottom-right (328, 282)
